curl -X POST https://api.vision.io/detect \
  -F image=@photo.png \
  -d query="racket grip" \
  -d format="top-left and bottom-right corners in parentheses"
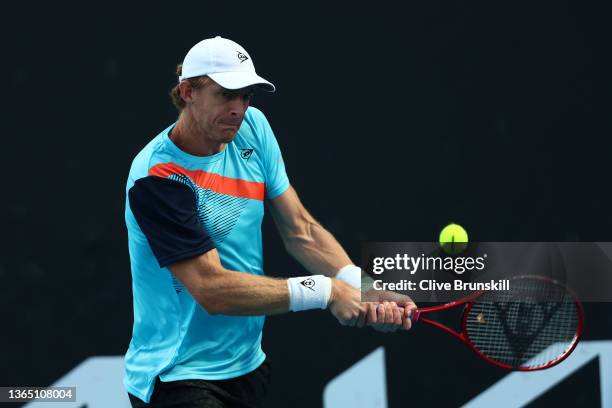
top-left (397, 307), bottom-right (419, 323)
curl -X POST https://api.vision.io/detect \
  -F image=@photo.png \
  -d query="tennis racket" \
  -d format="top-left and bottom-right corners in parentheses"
top-left (409, 275), bottom-right (584, 370)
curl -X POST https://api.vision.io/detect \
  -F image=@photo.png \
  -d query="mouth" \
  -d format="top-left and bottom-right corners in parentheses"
top-left (220, 119), bottom-right (243, 127)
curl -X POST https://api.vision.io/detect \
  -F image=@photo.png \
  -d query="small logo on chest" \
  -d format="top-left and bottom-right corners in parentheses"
top-left (239, 148), bottom-right (254, 161)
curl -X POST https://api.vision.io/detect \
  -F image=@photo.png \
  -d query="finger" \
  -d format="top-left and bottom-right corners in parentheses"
top-left (406, 304), bottom-right (417, 322)
top-left (384, 302), bottom-right (394, 325)
top-left (367, 303), bottom-right (378, 325)
top-left (382, 302), bottom-right (394, 332)
top-left (402, 308), bottom-right (413, 330)
top-left (396, 299), bottom-right (417, 309)
top-left (377, 303), bottom-right (386, 324)
top-left (372, 304), bottom-right (387, 332)
top-left (393, 306), bottom-right (402, 326)
top-left (384, 306), bottom-right (401, 332)
top-left (376, 291), bottom-right (415, 304)
top-left (395, 302), bottom-right (416, 321)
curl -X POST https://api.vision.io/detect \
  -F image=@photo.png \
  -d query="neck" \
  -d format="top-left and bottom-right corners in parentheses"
top-left (170, 112), bottom-right (226, 157)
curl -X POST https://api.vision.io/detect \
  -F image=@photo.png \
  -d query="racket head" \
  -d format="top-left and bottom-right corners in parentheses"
top-left (460, 276), bottom-right (584, 371)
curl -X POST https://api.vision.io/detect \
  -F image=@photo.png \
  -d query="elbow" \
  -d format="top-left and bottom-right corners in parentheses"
top-left (198, 297), bottom-right (224, 315)
top-left (195, 281), bottom-right (230, 316)
top-left (199, 296), bottom-right (234, 315)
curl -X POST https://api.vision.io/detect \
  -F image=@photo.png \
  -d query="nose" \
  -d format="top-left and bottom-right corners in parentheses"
top-left (228, 95), bottom-right (249, 117)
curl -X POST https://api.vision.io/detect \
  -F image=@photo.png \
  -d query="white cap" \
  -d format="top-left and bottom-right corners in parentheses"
top-left (179, 36), bottom-right (275, 92)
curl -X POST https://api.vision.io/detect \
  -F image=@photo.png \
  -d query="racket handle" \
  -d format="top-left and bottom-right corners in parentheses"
top-left (396, 306), bottom-right (420, 323)
top-left (400, 307), bottom-right (421, 323)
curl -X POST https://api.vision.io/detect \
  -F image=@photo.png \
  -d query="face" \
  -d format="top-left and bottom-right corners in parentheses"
top-left (185, 81), bottom-right (254, 144)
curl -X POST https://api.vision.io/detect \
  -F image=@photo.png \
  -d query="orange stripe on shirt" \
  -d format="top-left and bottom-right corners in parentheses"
top-left (149, 162), bottom-right (265, 201)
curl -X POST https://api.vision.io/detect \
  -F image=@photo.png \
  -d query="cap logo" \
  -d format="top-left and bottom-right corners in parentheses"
top-left (237, 51), bottom-right (249, 63)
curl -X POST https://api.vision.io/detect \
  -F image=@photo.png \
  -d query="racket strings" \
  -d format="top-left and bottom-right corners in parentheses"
top-left (464, 278), bottom-right (579, 369)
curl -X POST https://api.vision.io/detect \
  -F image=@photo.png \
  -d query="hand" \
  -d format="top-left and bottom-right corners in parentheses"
top-left (366, 302), bottom-right (411, 332)
top-left (328, 279), bottom-right (368, 326)
top-left (363, 290), bottom-right (418, 332)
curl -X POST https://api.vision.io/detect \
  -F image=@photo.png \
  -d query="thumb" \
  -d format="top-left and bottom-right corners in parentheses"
top-left (377, 290), bottom-right (415, 305)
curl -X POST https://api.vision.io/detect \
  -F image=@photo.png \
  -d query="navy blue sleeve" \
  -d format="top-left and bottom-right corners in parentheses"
top-left (128, 176), bottom-right (215, 267)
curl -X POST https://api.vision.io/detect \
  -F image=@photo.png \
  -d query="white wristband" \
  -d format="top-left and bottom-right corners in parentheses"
top-left (287, 275), bottom-right (331, 312)
top-left (336, 265), bottom-right (362, 289)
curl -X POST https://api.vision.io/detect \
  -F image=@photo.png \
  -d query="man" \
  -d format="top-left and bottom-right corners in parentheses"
top-left (124, 36), bottom-right (415, 407)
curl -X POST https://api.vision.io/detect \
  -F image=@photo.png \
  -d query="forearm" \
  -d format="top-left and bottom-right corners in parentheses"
top-left (283, 216), bottom-right (352, 277)
top-left (195, 269), bottom-right (290, 315)
top-left (281, 215), bottom-right (376, 291)
top-left (170, 251), bottom-right (290, 316)
top-left (171, 247), bottom-right (337, 317)
top-left (268, 186), bottom-right (353, 277)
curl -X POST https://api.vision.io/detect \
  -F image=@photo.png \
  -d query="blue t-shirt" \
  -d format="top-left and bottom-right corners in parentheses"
top-left (123, 107), bottom-right (289, 403)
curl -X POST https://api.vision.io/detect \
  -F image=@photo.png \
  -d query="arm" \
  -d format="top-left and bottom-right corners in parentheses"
top-left (128, 175), bottom-right (365, 321)
top-left (169, 248), bottom-right (289, 315)
top-left (169, 246), bottom-right (366, 322)
top-left (267, 185), bottom-right (352, 277)
top-left (268, 185), bottom-right (417, 330)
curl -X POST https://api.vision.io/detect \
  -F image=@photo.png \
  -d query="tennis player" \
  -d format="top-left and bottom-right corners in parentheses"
top-left (124, 36), bottom-right (416, 407)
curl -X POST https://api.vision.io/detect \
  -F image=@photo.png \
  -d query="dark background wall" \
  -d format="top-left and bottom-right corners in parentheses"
top-left (2, 1), bottom-right (612, 407)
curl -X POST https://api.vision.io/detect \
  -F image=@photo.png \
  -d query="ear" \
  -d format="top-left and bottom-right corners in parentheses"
top-left (179, 80), bottom-right (194, 103)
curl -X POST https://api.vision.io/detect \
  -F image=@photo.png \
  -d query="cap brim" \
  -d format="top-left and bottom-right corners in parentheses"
top-left (208, 72), bottom-right (276, 92)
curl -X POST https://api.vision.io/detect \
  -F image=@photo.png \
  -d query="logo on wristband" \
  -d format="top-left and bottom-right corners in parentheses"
top-left (300, 278), bottom-right (316, 291)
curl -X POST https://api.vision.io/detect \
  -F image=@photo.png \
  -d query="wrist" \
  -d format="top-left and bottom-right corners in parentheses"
top-left (336, 265), bottom-right (361, 289)
top-left (328, 278), bottom-right (340, 306)
top-left (287, 275), bottom-right (332, 312)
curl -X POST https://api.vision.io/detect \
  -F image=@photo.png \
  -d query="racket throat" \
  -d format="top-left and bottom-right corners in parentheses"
top-left (419, 316), bottom-right (466, 342)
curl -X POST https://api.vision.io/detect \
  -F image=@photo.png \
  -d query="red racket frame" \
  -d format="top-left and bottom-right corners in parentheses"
top-left (410, 281), bottom-right (585, 371)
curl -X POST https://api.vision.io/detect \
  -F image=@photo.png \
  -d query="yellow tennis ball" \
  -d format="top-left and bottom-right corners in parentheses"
top-left (439, 223), bottom-right (468, 254)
